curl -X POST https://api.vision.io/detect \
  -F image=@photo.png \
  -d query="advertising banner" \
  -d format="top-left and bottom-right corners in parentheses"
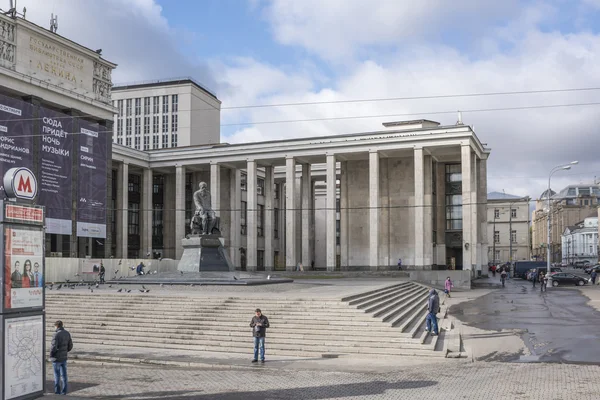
top-left (39, 107), bottom-right (73, 235)
top-left (0, 94), bottom-right (34, 198)
top-left (4, 314), bottom-right (44, 399)
top-left (77, 120), bottom-right (108, 238)
top-left (3, 226), bottom-right (44, 311)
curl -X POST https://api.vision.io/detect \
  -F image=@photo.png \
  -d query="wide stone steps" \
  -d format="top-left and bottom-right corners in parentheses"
top-left (45, 282), bottom-right (453, 358)
top-left (46, 336), bottom-right (443, 358)
top-left (45, 306), bottom-right (373, 320)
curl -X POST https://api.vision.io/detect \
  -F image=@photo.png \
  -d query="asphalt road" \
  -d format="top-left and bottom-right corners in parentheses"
top-left (450, 273), bottom-right (600, 364)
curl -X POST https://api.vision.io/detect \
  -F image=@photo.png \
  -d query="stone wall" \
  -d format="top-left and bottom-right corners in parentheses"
top-left (45, 258), bottom-right (178, 283)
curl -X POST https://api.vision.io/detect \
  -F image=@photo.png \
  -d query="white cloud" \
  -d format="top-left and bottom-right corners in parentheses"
top-left (21, 0), bottom-right (216, 86)
top-left (262, 0), bottom-right (520, 61)
top-left (219, 27), bottom-right (600, 199)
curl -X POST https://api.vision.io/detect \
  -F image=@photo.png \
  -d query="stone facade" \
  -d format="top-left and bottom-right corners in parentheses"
top-left (112, 120), bottom-right (490, 274)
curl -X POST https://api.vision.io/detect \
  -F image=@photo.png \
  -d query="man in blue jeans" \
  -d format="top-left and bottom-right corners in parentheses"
top-left (50, 320), bottom-right (73, 395)
top-left (425, 289), bottom-right (439, 336)
top-left (250, 308), bottom-right (270, 363)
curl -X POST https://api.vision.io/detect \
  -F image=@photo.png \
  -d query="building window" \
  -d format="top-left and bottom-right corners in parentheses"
top-left (171, 134), bottom-right (178, 148)
top-left (241, 173), bottom-right (247, 191)
top-left (135, 98), bottom-right (141, 115)
top-left (143, 136), bottom-right (149, 151)
top-left (336, 220), bottom-right (340, 245)
top-left (162, 134), bottom-right (168, 148)
top-left (241, 201), bottom-right (247, 235)
top-left (494, 209), bottom-right (500, 219)
top-left (134, 117), bottom-right (141, 136)
top-left (257, 178), bottom-right (265, 196)
top-left (134, 137), bottom-right (140, 150)
top-left (172, 94), bottom-right (178, 112)
top-left (445, 164), bottom-right (462, 230)
top-left (511, 209), bottom-right (517, 218)
top-left (162, 95), bottom-right (169, 113)
top-left (511, 250), bottom-right (517, 261)
top-left (126, 137), bottom-right (131, 147)
top-left (144, 97), bottom-right (150, 115)
top-left (494, 231), bottom-right (500, 243)
top-left (117, 138), bottom-right (122, 145)
top-left (274, 208), bottom-right (279, 239)
top-left (118, 99), bottom-right (123, 116)
top-left (126, 99), bottom-right (132, 116)
top-left (257, 205), bottom-right (264, 237)
top-left (275, 183), bottom-right (280, 199)
top-left (153, 116), bottom-right (159, 134)
top-left (153, 135), bottom-right (159, 149)
top-left (153, 96), bottom-right (159, 114)
top-left (128, 202), bottom-right (140, 235)
top-left (144, 116), bottom-right (150, 135)
top-left (171, 114), bottom-right (178, 132)
top-left (336, 198), bottom-right (341, 213)
top-left (584, 199), bottom-right (590, 206)
top-left (511, 230), bottom-right (517, 243)
top-left (162, 115), bottom-right (169, 133)
top-left (125, 119), bottom-right (132, 137)
top-left (117, 119), bottom-right (123, 136)
top-left (128, 174), bottom-right (140, 193)
top-left (494, 250), bottom-right (500, 262)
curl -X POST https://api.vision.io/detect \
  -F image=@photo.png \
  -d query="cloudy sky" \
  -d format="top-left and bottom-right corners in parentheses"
top-left (21, 0), bottom-right (600, 200)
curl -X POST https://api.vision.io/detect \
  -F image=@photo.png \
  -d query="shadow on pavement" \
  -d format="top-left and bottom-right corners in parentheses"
top-left (70, 380), bottom-right (438, 400)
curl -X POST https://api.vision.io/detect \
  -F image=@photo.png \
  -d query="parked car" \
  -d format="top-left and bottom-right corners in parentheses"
top-left (574, 260), bottom-right (591, 269)
top-left (548, 272), bottom-right (588, 287)
top-left (584, 264), bottom-right (600, 274)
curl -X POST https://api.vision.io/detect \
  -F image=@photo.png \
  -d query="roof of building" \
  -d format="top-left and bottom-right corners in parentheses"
top-left (487, 191), bottom-right (524, 200)
top-left (540, 189), bottom-right (556, 199)
top-left (112, 77), bottom-right (218, 100)
top-left (382, 119), bottom-right (440, 128)
top-left (552, 183), bottom-right (600, 199)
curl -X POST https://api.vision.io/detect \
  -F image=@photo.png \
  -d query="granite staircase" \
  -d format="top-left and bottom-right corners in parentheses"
top-left (45, 282), bottom-right (460, 359)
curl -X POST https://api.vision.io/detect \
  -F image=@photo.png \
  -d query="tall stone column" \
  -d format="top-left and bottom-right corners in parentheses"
top-left (141, 168), bottom-right (153, 258)
top-left (116, 162), bottom-right (128, 259)
top-left (246, 160), bottom-right (257, 271)
top-left (264, 166), bottom-right (274, 270)
top-left (423, 155), bottom-right (433, 266)
top-left (414, 147), bottom-right (425, 268)
top-left (210, 163), bottom-right (221, 215)
top-left (175, 165), bottom-right (186, 260)
top-left (461, 144), bottom-right (473, 271)
top-left (478, 155), bottom-right (489, 271)
top-left (326, 154), bottom-right (337, 271)
top-left (230, 168), bottom-right (241, 266)
top-left (285, 157), bottom-right (297, 270)
top-left (301, 163), bottom-right (311, 267)
top-left (369, 151), bottom-right (380, 270)
top-left (471, 153), bottom-right (479, 273)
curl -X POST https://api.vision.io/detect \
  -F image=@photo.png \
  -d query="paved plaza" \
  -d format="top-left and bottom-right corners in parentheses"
top-left (44, 360), bottom-right (600, 399)
top-left (41, 276), bottom-right (600, 399)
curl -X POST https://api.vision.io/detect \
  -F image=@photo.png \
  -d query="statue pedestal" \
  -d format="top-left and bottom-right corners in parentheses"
top-left (177, 235), bottom-right (234, 272)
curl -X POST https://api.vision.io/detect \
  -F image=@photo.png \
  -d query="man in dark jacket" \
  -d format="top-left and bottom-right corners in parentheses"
top-left (425, 289), bottom-right (439, 336)
top-left (250, 308), bottom-right (269, 363)
top-left (50, 320), bottom-right (73, 395)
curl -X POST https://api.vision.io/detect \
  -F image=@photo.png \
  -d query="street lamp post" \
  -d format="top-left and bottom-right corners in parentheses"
top-left (547, 161), bottom-right (578, 285)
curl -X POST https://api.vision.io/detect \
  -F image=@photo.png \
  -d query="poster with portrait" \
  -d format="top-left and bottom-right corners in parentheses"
top-left (3, 226), bottom-right (44, 311)
top-left (4, 314), bottom-right (44, 400)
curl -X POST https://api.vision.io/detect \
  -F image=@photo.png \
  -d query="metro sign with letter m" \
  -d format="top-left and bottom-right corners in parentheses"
top-left (3, 167), bottom-right (38, 200)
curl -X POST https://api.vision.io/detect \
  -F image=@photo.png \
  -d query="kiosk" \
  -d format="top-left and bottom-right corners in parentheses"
top-left (0, 168), bottom-right (45, 400)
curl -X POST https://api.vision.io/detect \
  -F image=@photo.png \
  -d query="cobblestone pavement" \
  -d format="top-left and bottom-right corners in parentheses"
top-left (44, 361), bottom-right (600, 399)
